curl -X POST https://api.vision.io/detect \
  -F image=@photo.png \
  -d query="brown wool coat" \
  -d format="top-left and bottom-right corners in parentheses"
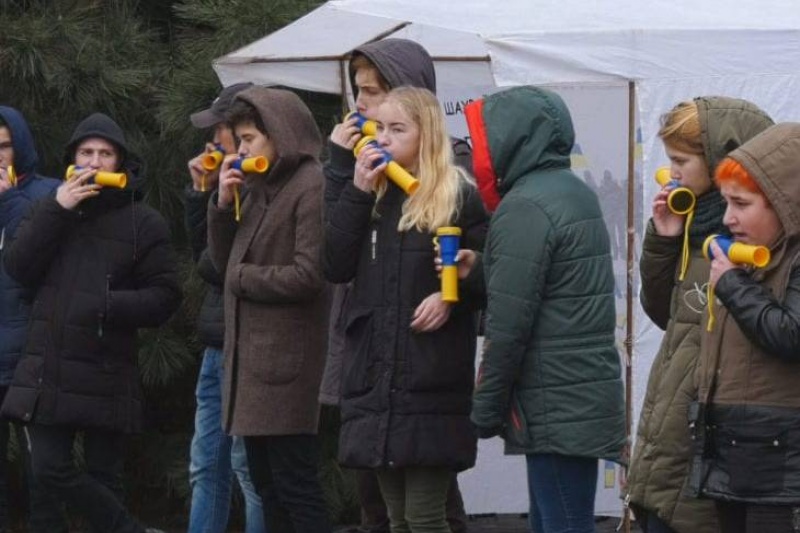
top-left (207, 87), bottom-right (329, 436)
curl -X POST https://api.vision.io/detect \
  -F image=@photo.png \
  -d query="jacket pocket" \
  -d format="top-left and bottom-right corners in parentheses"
top-left (247, 319), bottom-right (306, 385)
top-left (717, 423), bottom-right (787, 495)
top-left (504, 390), bottom-right (532, 448)
top-left (341, 308), bottom-right (378, 399)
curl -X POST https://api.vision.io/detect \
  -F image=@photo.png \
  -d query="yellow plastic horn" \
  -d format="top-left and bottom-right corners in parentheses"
top-left (655, 166), bottom-right (696, 215)
top-left (66, 165), bottom-right (127, 189)
top-left (202, 149), bottom-right (225, 171)
top-left (232, 156), bottom-right (269, 174)
top-left (344, 111), bottom-right (377, 136)
top-left (435, 227), bottom-right (462, 303)
top-left (6, 165), bottom-right (16, 186)
top-left (353, 136), bottom-right (420, 195)
top-left (703, 234), bottom-right (770, 268)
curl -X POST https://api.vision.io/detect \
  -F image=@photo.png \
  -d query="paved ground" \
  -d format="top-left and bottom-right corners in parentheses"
top-left (332, 514), bottom-right (641, 532)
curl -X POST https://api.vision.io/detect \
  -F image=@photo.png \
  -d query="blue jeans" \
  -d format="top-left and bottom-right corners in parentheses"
top-left (526, 454), bottom-right (598, 533)
top-left (188, 347), bottom-right (266, 533)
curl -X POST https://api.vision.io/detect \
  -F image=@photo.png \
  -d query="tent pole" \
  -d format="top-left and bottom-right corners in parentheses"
top-left (622, 80), bottom-right (636, 533)
top-left (339, 59), bottom-right (348, 115)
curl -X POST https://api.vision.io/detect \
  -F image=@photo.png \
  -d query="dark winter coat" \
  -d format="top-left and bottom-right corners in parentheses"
top-left (628, 97), bottom-right (773, 532)
top-left (1, 113), bottom-right (181, 434)
top-left (184, 187), bottom-right (224, 348)
top-left (692, 123), bottom-right (800, 505)
top-left (207, 87), bottom-right (329, 436)
top-left (325, 170), bottom-right (488, 471)
top-left (466, 86), bottom-right (625, 460)
top-left (0, 106), bottom-right (59, 386)
top-left (319, 37), bottom-right (471, 405)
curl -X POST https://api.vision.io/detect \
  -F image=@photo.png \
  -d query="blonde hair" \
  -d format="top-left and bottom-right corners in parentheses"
top-left (374, 87), bottom-right (471, 232)
top-left (658, 101), bottom-right (704, 155)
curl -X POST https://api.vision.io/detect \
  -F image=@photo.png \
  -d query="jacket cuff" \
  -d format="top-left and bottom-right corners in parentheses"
top-left (642, 218), bottom-right (682, 253)
top-left (327, 141), bottom-right (356, 174)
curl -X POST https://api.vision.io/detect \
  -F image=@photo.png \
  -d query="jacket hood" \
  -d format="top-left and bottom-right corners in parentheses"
top-left (234, 87), bottom-right (322, 164)
top-left (64, 113), bottom-right (130, 165)
top-left (349, 38), bottom-right (436, 97)
top-left (0, 106), bottom-right (39, 177)
top-left (64, 113), bottom-right (144, 199)
top-left (696, 96), bottom-right (774, 177)
top-left (465, 86), bottom-right (573, 211)
top-left (728, 123), bottom-right (800, 239)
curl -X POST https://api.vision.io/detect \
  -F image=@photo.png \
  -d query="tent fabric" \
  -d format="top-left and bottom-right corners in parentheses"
top-left (212, 0), bottom-right (800, 515)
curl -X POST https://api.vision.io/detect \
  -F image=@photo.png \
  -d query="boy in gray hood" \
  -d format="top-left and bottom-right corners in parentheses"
top-left (321, 38), bottom-right (470, 533)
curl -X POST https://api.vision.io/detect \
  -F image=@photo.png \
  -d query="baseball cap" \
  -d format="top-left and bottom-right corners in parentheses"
top-left (190, 82), bottom-right (254, 129)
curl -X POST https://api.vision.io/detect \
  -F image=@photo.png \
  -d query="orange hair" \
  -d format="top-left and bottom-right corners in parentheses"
top-left (714, 157), bottom-right (762, 194)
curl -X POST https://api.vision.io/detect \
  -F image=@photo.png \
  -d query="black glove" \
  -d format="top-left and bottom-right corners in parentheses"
top-left (473, 422), bottom-right (503, 439)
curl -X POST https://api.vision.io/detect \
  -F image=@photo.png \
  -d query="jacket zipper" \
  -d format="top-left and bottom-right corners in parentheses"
top-left (98, 275), bottom-right (110, 338)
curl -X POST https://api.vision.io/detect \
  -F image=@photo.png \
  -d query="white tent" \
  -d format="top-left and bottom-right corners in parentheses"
top-left (213, 0), bottom-right (800, 521)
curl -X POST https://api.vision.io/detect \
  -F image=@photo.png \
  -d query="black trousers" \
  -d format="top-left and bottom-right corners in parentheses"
top-left (244, 434), bottom-right (331, 533)
top-left (716, 500), bottom-right (800, 533)
top-left (25, 423), bottom-right (144, 533)
top-left (0, 386), bottom-right (66, 533)
top-left (356, 469), bottom-right (469, 533)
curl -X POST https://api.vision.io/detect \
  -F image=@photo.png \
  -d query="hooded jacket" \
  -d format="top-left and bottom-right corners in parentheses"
top-left (628, 97), bottom-right (773, 532)
top-left (0, 106), bottom-right (59, 386)
top-left (320, 38), bottom-right (471, 405)
top-left (207, 87), bottom-right (329, 436)
top-left (1, 113), bottom-right (181, 434)
top-left (185, 187), bottom-right (224, 349)
top-left (466, 86), bottom-right (625, 461)
top-left (692, 123), bottom-right (800, 505)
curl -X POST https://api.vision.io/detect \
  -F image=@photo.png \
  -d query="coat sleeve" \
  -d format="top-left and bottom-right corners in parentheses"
top-left (323, 181), bottom-right (375, 283)
top-left (639, 219), bottom-right (682, 330)
top-left (3, 197), bottom-right (79, 288)
top-left (456, 184), bottom-right (489, 309)
top-left (227, 185), bottom-right (325, 304)
top-left (105, 209), bottom-right (182, 328)
top-left (207, 192), bottom-right (238, 278)
top-left (716, 265), bottom-right (800, 361)
top-left (323, 141), bottom-right (355, 222)
top-left (471, 196), bottom-right (553, 431)
top-left (184, 185), bottom-right (212, 263)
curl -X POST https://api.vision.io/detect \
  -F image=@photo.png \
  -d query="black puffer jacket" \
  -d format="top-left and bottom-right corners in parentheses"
top-left (1, 113), bottom-right (181, 433)
top-left (325, 180), bottom-right (488, 471)
top-left (184, 187), bottom-right (224, 348)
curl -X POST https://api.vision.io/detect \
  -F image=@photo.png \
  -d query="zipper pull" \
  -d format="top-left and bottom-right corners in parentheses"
top-left (370, 229), bottom-right (377, 262)
top-left (97, 313), bottom-right (104, 338)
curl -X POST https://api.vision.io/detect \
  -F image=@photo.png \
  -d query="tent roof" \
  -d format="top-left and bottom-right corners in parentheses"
top-left (214, 0), bottom-right (800, 92)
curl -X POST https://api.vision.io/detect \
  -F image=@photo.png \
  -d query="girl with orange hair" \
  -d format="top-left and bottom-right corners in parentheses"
top-left (692, 124), bottom-right (800, 532)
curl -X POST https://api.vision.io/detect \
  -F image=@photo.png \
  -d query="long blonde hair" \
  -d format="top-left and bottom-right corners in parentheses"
top-left (374, 87), bottom-right (471, 232)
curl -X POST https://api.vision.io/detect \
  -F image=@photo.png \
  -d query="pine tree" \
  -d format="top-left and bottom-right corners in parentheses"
top-left (0, 0), bottom-right (354, 527)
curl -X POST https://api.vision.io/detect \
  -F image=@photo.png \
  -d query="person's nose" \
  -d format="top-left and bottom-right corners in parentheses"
top-left (355, 94), bottom-right (366, 114)
top-left (722, 204), bottom-right (734, 227)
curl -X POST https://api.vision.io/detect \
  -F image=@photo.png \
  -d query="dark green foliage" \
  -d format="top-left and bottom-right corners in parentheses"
top-left (1, 0), bottom-right (358, 528)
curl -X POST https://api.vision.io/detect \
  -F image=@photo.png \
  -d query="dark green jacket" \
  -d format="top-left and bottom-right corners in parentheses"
top-left (467, 86), bottom-right (625, 459)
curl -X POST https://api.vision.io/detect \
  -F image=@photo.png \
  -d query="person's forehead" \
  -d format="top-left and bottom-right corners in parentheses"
top-left (355, 67), bottom-right (382, 86)
top-left (0, 126), bottom-right (10, 140)
top-left (234, 121), bottom-right (260, 135)
top-left (77, 137), bottom-right (117, 152)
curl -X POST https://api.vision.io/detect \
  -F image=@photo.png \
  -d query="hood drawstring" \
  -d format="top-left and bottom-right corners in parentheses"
top-left (679, 210), bottom-right (696, 281)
